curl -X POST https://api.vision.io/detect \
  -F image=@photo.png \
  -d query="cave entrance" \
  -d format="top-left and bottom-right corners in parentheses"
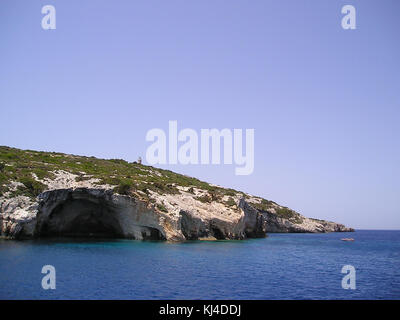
top-left (211, 226), bottom-right (225, 240)
top-left (41, 198), bottom-right (124, 238)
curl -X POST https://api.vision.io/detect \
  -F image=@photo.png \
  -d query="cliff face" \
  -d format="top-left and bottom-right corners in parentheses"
top-left (0, 187), bottom-right (268, 241)
top-left (0, 178), bottom-right (353, 241)
top-left (261, 211), bottom-right (352, 233)
top-left (0, 147), bottom-right (354, 240)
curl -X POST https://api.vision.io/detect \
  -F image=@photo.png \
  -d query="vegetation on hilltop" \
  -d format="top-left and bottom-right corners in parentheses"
top-left (0, 146), bottom-right (240, 202)
top-left (0, 146), bottom-right (303, 223)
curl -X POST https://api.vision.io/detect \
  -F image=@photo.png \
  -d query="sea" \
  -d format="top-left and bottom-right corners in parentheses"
top-left (0, 230), bottom-right (399, 300)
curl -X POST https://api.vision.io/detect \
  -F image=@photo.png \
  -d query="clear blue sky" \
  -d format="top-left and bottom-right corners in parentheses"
top-left (1, 0), bottom-right (399, 229)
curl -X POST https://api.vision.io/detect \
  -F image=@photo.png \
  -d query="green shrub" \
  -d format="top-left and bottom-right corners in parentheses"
top-left (153, 182), bottom-right (166, 192)
top-left (156, 203), bottom-right (168, 213)
top-left (114, 181), bottom-right (133, 195)
top-left (210, 191), bottom-right (222, 202)
top-left (251, 199), bottom-right (274, 212)
top-left (2, 152), bottom-right (19, 160)
top-left (195, 194), bottom-right (212, 203)
top-left (19, 177), bottom-right (46, 198)
top-left (0, 162), bottom-right (5, 172)
top-left (109, 159), bottom-right (128, 165)
top-left (195, 191), bottom-right (222, 203)
top-left (275, 207), bottom-right (295, 219)
top-left (225, 197), bottom-right (236, 207)
top-left (224, 189), bottom-right (237, 197)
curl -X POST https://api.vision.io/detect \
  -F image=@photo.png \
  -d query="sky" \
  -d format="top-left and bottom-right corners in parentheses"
top-left (0, 0), bottom-right (399, 229)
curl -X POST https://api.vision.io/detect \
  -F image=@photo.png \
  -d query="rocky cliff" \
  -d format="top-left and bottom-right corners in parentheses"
top-left (0, 146), bottom-right (353, 240)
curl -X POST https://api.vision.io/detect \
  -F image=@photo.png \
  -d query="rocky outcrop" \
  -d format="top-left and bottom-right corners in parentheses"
top-left (35, 188), bottom-right (169, 240)
top-left (0, 157), bottom-right (353, 240)
top-left (261, 211), bottom-right (353, 233)
top-left (239, 198), bottom-right (268, 237)
top-left (0, 196), bottom-right (37, 239)
top-left (0, 184), bottom-right (353, 240)
top-left (0, 187), bottom-right (269, 241)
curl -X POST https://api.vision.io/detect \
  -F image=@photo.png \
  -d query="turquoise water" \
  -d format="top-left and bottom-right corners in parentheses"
top-left (0, 230), bottom-right (399, 299)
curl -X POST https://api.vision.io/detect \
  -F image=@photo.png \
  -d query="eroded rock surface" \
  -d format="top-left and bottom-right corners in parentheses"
top-left (0, 164), bottom-right (353, 240)
top-left (1, 187), bottom-right (269, 240)
top-left (0, 196), bottom-right (37, 239)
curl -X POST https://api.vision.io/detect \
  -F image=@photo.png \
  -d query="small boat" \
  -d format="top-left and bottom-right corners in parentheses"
top-left (341, 238), bottom-right (355, 241)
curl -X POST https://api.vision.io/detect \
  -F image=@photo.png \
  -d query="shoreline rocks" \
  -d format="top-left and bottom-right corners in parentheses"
top-left (0, 148), bottom-right (353, 241)
top-left (0, 186), bottom-right (353, 241)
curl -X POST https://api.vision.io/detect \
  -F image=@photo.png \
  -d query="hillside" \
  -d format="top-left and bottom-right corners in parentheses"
top-left (0, 146), bottom-right (353, 240)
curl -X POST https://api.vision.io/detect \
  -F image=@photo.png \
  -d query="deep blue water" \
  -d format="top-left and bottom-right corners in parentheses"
top-left (0, 230), bottom-right (399, 300)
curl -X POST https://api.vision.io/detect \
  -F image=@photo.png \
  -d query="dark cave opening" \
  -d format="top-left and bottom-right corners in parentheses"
top-left (140, 227), bottom-right (166, 241)
top-left (211, 226), bottom-right (225, 240)
top-left (40, 198), bottom-right (124, 238)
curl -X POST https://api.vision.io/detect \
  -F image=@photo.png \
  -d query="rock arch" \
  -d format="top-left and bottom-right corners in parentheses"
top-left (35, 188), bottom-right (166, 240)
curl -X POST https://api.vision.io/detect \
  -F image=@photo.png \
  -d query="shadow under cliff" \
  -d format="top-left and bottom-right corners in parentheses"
top-left (34, 189), bottom-right (166, 240)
